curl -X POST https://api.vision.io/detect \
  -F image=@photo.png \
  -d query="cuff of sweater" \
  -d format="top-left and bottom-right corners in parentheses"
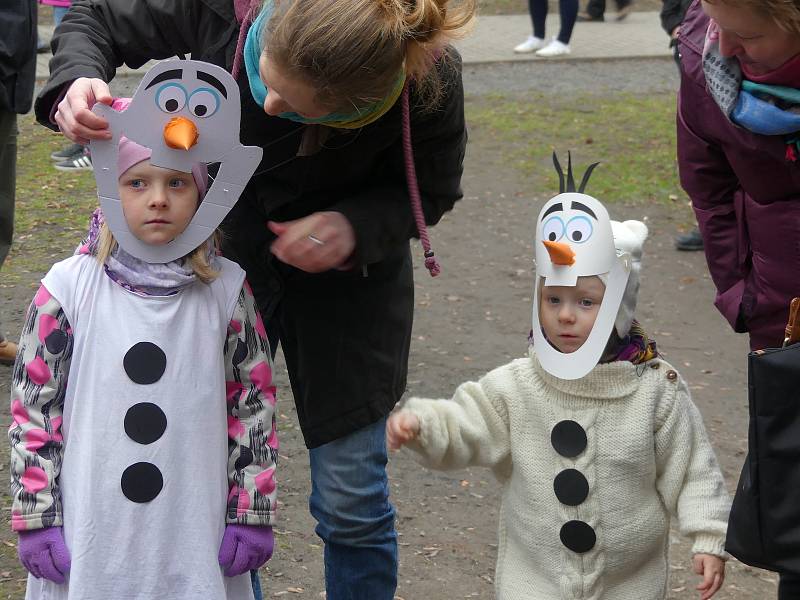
top-left (11, 512), bottom-right (64, 532)
top-left (226, 509), bottom-right (276, 527)
top-left (401, 398), bottom-right (441, 461)
top-left (691, 534), bottom-right (729, 559)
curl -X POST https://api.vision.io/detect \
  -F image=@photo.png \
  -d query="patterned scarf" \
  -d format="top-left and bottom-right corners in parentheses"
top-left (76, 208), bottom-right (206, 297)
top-left (605, 320), bottom-right (658, 364)
top-left (703, 19), bottom-right (800, 161)
top-left (527, 320), bottom-right (658, 366)
top-left (243, 0), bottom-right (406, 129)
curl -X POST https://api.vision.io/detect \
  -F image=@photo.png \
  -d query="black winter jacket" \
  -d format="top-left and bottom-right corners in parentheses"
top-left (0, 0), bottom-right (37, 114)
top-left (660, 0), bottom-right (691, 37)
top-left (34, 0), bottom-right (467, 447)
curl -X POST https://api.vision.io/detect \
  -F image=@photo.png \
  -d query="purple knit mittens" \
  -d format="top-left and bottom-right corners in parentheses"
top-left (218, 524), bottom-right (275, 577)
top-left (18, 527), bottom-right (71, 584)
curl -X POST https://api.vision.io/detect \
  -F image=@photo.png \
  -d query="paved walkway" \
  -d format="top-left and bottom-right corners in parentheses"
top-left (35, 10), bottom-right (670, 81)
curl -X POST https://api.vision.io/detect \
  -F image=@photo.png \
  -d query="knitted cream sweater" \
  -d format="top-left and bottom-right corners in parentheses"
top-left (403, 352), bottom-right (730, 600)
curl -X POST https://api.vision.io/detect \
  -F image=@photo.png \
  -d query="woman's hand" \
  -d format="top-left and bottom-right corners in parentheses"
top-left (386, 410), bottom-right (420, 451)
top-left (693, 553), bottom-right (725, 600)
top-left (268, 211), bottom-right (356, 273)
top-left (55, 78), bottom-right (114, 145)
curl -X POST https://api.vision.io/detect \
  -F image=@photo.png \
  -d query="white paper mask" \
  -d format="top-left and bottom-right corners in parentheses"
top-left (89, 60), bottom-right (263, 263)
top-left (530, 155), bottom-right (631, 380)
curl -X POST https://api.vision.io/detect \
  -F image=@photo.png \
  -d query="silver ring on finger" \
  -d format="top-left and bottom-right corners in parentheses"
top-left (307, 234), bottom-right (326, 246)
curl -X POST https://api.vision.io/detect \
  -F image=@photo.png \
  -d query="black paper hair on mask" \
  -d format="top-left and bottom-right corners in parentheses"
top-left (552, 151), bottom-right (601, 194)
top-left (553, 152), bottom-right (566, 193)
top-left (566, 152), bottom-right (576, 192)
top-left (578, 161), bottom-right (600, 193)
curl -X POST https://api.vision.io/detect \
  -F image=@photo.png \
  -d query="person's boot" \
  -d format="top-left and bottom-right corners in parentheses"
top-left (0, 338), bottom-right (18, 366)
top-left (674, 228), bottom-right (704, 251)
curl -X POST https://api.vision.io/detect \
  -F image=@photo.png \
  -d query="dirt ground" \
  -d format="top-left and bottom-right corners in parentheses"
top-left (0, 76), bottom-right (779, 600)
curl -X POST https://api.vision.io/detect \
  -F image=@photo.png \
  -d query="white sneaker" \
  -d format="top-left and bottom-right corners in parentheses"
top-left (513, 35), bottom-right (546, 53)
top-left (535, 39), bottom-right (571, 57)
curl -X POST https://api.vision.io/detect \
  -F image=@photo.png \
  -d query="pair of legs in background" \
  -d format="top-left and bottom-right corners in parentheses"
top-left (0, 110), bottom-right (18, 364)
top-left (515, 0), bottom-right (578, 56)
top-left (579, 0), bottom-right (633, 22)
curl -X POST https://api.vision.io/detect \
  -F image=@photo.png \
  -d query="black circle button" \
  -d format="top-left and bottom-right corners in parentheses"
top-left (123, 342), bottom-right (167, 385)
top-left (121, 462), bottom-right (163, 503)
top-left (559, 520), bottom-right (596, 553)
top-left (551, 420), bottom-right (587, 458)
top-left (124, 403), bottom-right (167, 445)
top-left (553, 469), bottom-right (589, 506)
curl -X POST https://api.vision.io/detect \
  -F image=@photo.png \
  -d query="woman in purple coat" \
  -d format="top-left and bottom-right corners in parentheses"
top-left (677, 1), bottom-right (800, 596)
top-left (677, 0), bottom-right (800, 353)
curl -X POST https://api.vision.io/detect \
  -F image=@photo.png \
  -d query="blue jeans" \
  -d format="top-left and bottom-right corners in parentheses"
top-left (53, 6), bottom-right (69, 28)
top-left (309, 417), bottom-right (398, 599)
top-left (251, 418), bottom-right (397, 600)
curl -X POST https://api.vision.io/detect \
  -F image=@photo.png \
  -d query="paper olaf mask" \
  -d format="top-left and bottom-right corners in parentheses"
top-left (531, 154), bottom-right (632, 380)
top-left (89, 60), bottom-right (263, 263)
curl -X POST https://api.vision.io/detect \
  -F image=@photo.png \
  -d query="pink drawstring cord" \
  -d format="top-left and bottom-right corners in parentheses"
top-left (231, 0), bottom-right (258, 81)
top-left (401, 82), bottom-right (441, 277)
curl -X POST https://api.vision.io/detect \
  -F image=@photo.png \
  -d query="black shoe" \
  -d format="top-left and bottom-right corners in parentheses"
top-left (50, 143), bottom-right (85, 161)
top-left (54, 149), bottom-right (93, 172)
top-left (674, 229), bottom-right (704, 251)
top-left (577, 12), bottom-right (604, 21)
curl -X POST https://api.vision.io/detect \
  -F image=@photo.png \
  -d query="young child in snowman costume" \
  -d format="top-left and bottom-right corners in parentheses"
top-left (387, 157), bottom-right (731, 600)
top-left (9, 83), bottom-right (276, 599)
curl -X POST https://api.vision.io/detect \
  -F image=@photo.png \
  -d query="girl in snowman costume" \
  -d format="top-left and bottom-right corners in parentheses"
top-left (387, 159), bottom-right (731, 600)
top-left (8, 99), bottom-right (277, 599)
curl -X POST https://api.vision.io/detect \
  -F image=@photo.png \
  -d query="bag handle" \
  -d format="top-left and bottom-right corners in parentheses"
top-left (784, 297), bottom-right (800, 346)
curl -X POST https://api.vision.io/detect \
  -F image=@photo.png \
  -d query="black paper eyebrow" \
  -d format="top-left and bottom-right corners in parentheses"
top-left (145, 69), bottom-right (183, 90)
top-left (197, 70), bottom-right (227, 99)
top-left (570, 201), bottom-right (597, 220)
top-left (542, 203), bottom-right (563, 220)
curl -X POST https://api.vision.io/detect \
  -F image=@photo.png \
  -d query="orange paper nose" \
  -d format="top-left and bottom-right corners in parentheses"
top-left (543, 240), bottom-right (576, 266)
top-left (163, 117), bottom-right (199, 150)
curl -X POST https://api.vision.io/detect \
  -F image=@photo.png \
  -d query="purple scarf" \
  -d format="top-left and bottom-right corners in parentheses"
top-left (76, 208), bottom-right (207, 297)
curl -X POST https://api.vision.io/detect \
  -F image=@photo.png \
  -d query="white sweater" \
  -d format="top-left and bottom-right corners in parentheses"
top-left (403, 352), bottom-right (730, 600)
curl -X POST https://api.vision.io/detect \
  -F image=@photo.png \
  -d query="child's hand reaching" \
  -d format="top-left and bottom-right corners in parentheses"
top-left (386, 410), bottom-right (420, 450)
top-left (693, 553), bottom-right (725, 600)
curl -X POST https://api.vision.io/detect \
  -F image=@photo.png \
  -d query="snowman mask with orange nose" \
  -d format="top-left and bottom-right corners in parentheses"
top-left (89, 59), bottom-right (263, 263)
top-left (531, 154), bottom-right (632, 380)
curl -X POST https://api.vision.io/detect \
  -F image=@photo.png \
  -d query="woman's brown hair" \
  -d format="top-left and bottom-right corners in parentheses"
top-left (264, 0), bottom-right (476, 111)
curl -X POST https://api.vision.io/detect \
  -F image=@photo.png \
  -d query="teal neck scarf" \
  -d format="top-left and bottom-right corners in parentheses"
top-left (243, 2), bottom-right (405, 128)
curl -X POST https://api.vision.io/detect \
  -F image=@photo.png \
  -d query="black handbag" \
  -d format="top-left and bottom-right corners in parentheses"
top-left (726, 299), bottom-right (800, 573)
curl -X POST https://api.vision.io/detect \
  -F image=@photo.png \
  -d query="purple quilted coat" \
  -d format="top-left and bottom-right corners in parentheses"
top-left (677, 0), bottom-right (800, 350)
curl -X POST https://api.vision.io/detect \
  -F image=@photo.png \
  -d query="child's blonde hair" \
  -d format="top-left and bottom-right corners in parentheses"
top-left (265, 0), bottom-right (476, 111)
top-left (95, 223), bottom-right (220, 284)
